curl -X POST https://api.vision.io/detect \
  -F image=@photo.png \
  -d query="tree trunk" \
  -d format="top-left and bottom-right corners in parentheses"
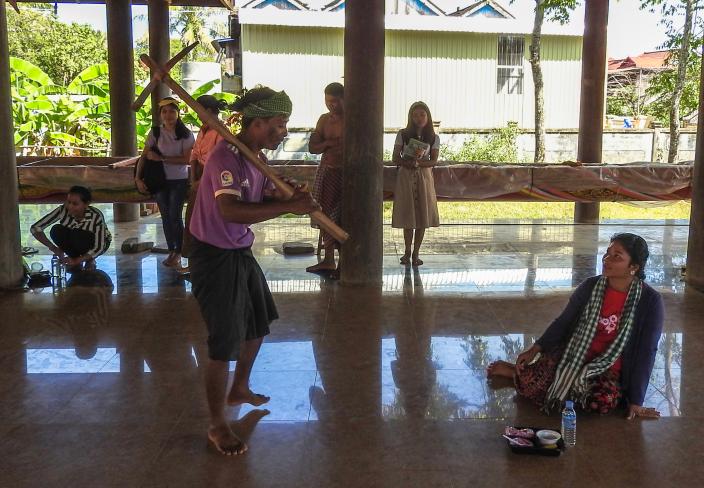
top-left (668, 0), bottom-right (695, 164)
top-left (530, 0), bottom-right (546, 163)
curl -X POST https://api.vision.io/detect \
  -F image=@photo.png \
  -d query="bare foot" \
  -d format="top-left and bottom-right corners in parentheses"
top-left (164, 253), bottom-right (182, 268)
top-left (162, 252), bottom-right (176, 267)
top-left (400, 254), bottom-right (411, 265)
top-left (411, 253), bottom-right (423, 267)
top-left (227, 388), bottom-right (271, 407)
top-left (306, 262), bottom-right (336, 274)
top-left (207, 424), bottom-right (247, 456)
top-left (486, 360), bottom-right (516, 379)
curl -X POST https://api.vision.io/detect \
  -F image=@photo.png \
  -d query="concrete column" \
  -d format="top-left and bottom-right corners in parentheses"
top-left (148, 0), bottom-right (170, 123)
top-left (685, 52), bottom-right (704, 291)
top-left (0, 1), bottom-right (23, 288)
top-left (107, 0), bottom-right (140, 223)
top-left (340, 0), bottom-right (385, 285)
top-left (574, 0), bottom-right (609, 224)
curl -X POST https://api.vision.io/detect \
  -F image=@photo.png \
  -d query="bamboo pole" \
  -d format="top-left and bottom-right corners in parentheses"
top-left (138, 53), bottom-right (350, 244)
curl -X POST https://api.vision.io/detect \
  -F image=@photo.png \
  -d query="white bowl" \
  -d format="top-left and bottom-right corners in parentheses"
top-left (536, 430), bottom-right (562, 446)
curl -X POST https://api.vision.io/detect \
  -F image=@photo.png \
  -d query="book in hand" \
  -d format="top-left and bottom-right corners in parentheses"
top-left (402, 138), bottom-right (430, 160)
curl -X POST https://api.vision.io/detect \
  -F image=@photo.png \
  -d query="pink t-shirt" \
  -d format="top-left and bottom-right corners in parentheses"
top-left (189, 140), bottom-right (274, 249)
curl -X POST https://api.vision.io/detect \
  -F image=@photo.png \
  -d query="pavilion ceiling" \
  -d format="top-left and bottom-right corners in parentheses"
top-left (14, 1), bottom-right (233, 8)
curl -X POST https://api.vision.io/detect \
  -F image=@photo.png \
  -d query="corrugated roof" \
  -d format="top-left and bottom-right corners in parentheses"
top-left (608, 51), bottom-right (672, 71)
top-left (449, 1), bottom-right (514, 19)
top-left (242, 0), bottom-right (310, 10)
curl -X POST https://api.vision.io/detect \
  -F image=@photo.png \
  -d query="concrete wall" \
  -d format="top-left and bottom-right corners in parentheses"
top-left (271, 128), bottom-right (699, 163)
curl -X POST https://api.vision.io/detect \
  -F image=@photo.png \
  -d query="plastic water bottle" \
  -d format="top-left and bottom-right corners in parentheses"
top-left (561, 400), bottom-right (577, 447)
top-left (51, 255), bottom-right (64, 287)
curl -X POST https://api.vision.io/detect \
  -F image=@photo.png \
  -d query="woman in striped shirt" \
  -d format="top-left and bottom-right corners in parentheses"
top-left (30, 186), bottom-right (112, 271)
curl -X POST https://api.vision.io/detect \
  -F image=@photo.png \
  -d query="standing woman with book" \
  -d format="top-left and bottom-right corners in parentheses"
top-left (392, 101), bottom-right (440, 267)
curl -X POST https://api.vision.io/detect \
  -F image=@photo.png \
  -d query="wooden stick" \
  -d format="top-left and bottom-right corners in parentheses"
top-left (139, 54), bottom-right (350, 244)
top-left (8, 1), bottom-right (20, 13)
top-left (131, 42), bottom-right (199, 112)
top-left (217, 0), bottom-right (235, 10)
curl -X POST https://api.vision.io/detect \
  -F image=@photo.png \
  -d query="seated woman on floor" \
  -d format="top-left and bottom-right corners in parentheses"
top-left (487, 233), bottom-right (664, 420)
top-left (30, 186), bottom-right (112, 272)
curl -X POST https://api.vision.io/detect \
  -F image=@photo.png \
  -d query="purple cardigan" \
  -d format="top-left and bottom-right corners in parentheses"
top-left (535, 276), bottom-right (665, 407)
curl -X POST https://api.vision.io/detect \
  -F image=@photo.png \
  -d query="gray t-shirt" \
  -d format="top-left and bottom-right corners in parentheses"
top-left (146, 126), bottom-right (195, 180)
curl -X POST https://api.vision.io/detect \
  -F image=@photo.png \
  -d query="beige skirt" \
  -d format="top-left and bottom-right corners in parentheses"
top-left (391, 166), bottom-right (439, 229)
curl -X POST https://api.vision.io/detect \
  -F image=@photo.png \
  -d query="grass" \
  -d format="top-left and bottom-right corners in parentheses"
top-left (382, 201), bottom-right (691, 223)
top-left (20, 201), bottom-right (691, 230)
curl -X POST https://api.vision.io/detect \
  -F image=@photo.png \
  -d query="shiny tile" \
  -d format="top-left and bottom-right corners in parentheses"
top-left (6, 212), bottom-right (704, 486)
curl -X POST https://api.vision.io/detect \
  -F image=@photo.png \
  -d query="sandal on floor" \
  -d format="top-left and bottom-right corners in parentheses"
top-left (400, 255), bottom-right (411, 265)
top-left (412, 257), bottom-right (423, 267)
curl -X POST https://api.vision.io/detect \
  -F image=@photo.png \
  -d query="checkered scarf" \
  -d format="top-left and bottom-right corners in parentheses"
top-left (241, 90), bottom-right (292, 119)
top-left (542, 276), bottom-right (643, 412)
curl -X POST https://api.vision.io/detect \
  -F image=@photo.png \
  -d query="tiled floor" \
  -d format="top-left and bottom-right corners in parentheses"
top-left (2, 207), bottom-right (703, 487)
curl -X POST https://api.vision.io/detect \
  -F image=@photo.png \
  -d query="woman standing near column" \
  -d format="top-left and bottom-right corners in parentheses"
top-left (135, 97), bottom-right (195, 268)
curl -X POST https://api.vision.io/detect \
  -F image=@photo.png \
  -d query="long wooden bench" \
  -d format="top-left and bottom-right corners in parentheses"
top-left (16, 156), bottom-right (693, 203)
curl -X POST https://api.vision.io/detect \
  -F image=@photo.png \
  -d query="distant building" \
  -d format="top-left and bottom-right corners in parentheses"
top-left (236, 1), bottom-right (583, 129)
top-left (607, 50), bottom-right (672, 120)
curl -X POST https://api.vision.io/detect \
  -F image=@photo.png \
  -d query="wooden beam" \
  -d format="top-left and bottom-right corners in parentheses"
top-left (131, 42), bottom-right (198, 112)
top-left (107, 0), bottom-right (140, 222)
top-left (686, 51), bottom-right (704, 291)
top-left (340, 0), bottom-right (385, 285)
top-left (148, 0), bottom-right (171, 123)
top-left (139, 54), bottom-right (349, 243)
top-left (574, 0), bottom-right (608, 224)
top-left (16, 0), bottom-right (230, 6)
top-left (0, 0), bottom-right (23, 288)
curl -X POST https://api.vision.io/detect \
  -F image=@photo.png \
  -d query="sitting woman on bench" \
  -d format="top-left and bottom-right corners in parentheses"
top-left (30, 186), bottom-right (112, 272)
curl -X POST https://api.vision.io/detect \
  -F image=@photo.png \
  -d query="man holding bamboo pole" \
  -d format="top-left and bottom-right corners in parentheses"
top-left (189, 87), bottom-right (319, 455)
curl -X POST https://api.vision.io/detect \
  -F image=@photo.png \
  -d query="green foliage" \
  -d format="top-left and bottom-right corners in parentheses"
top-left (11, 54), bottom-right (230, 155)
top-left (607, 84), bottom-right (647, 118)
top-left (439, 124), bottom-right (522, 163)
top-left (540, 0), bottom-right (580, 24)
top-left (170, 6), bottom-right (228, 61)
top-left (11, 57), bottom-right (153, 154)
top-left (639, 0), bottom-right (704, 126)
top-left (134, 38), bottom-right (185, 85)
top-left (7, 6), bottom-right (108, 86)
top-left (645, 56), bottom-right (701, 125)
top-left (179, 80), bottom-right (237, 128)
top-left (511, 0), bottom-right (580, 24)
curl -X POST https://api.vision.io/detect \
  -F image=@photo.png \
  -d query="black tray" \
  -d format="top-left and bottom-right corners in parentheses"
top-left (504, 426), bottom-right (565, 457)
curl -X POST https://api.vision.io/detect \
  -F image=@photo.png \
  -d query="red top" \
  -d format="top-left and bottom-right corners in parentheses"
top-left (586, 287), bottom-right (628, 374)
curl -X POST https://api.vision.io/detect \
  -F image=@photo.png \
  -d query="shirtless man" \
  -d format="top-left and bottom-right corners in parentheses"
top-left (306, 82), bottom-right (344, 275)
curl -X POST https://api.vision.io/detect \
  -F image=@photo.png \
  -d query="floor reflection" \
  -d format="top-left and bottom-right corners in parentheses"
top-left (379, 332), bottom-right (684, 420)
top-left (26, 348), bottom-right (119, 374)
top-left (19, 214), bottom-right (690, 296)
top-left (7, 211), bottom-right (699, 485)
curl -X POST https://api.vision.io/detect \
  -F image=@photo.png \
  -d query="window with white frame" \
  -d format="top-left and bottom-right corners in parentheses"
top-left (497, 36), bottom-right (525, 95)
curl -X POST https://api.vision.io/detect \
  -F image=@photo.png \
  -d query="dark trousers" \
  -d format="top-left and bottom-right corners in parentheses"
top-left (50, 225), bottom-right (95, 258)
top-left (155, 179), bottom-right (188, 253)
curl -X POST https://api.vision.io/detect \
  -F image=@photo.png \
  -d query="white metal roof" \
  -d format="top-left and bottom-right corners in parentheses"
top-left (238, 8), bottom-right (583, 36)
